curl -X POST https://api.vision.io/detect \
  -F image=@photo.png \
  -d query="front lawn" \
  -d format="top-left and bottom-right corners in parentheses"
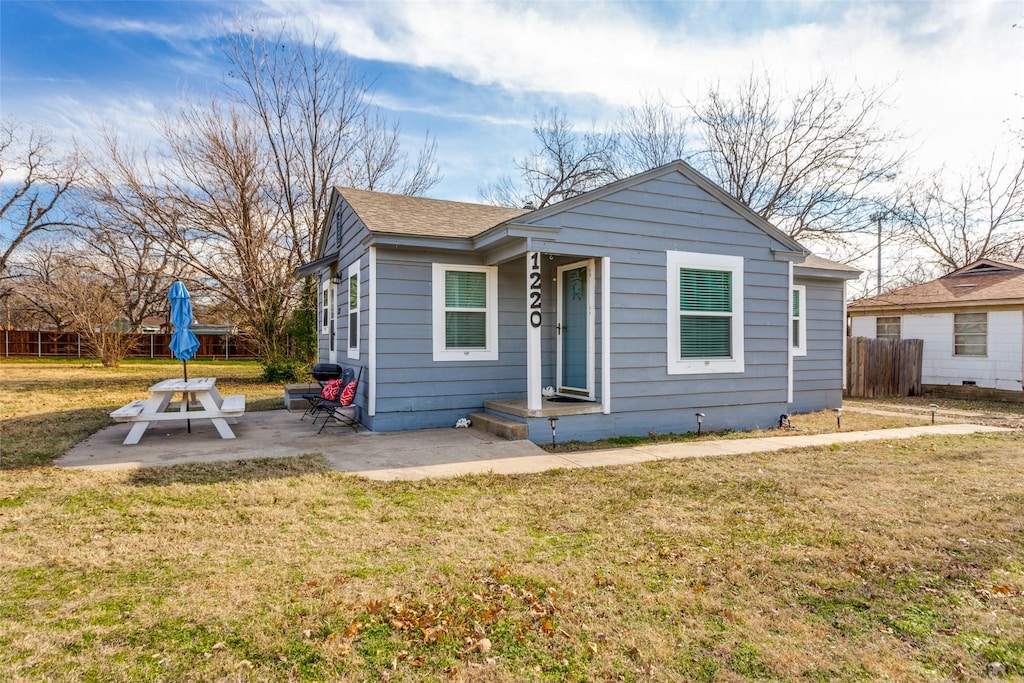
top-left (2, 360), bottom-right (1022, 679)
top-left (1, 432), bottom-right (1022, 680)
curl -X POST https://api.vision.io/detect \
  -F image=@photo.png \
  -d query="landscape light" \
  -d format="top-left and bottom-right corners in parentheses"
top-left (695, 412), bottom-right (705, 435)
top-left (834, 407), bottom-right (843, 430)
top-left (548, 417), bottom-right (559, 446)
top-left (928, 403), bottom-right (939, 425)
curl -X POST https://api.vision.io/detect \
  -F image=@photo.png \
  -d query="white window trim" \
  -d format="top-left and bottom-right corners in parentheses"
top-left (347, 260), bottom-right (360, 360)
top-left (792, 284), bottom-right (807, 357)
top-left (432, 263), bottom-right (499, 362)
top-left (320, 277), bottom-right (330, 335)
top-left (953, 311), bottom-right (988, 358)
top-left (666, 251), bottom-right (745, 375)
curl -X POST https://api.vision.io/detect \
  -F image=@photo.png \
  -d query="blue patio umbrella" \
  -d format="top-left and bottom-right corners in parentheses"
top-left (168, 281), bottom-right (200, 432)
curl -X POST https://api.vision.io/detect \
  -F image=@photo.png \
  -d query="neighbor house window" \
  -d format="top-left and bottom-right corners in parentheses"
top-left (432, 264), bottom-right (498, 361)
top-left (792, 285), bottom-right (807, 357)
top-left (953, 312), bottom-right (987, 357)
top-left (347, 261), bottom-right (359, 360)
top-left (320, 278), bottom-right (330, 335)
top-left (667, 251), bottom-right (744, 374)
top-left (876, 316), bottom-right (901, 340)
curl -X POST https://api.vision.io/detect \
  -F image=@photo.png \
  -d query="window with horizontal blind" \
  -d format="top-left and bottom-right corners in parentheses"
top-left (667, 251), bottom-right (744, 374)
top-left (347, 261), bottom-right (359, 360)
top-left (953, 312), bottom-right (986, 357)
top-left (792, 285), bottom-right (806, 356)
top-left (432, 263), bottom-right (498, 361)
top-left (876, 316), bottom-right (900, 340)
top-left (320, 278), bottom-right (330, 335)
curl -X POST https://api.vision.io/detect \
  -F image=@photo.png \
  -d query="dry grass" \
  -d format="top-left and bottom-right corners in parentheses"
top-left (1, 433), bottom-right (1022, 681)
top-left (544, 408), bottom-right (926, 453)
top-left (2, 360), bottom-right (1022, 679)
top-left (0, 359), bottom-right (283, 468)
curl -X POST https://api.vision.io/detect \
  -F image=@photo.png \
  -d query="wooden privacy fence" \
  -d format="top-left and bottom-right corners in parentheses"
top-left (1, 330), bottom-right (258, 360)
top-left (846, 336), bottom-right (924, 398)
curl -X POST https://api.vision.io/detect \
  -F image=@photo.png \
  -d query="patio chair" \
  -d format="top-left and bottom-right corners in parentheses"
top-left (299, 364), bottom-right (348, 420)
top-left (313, 366), bottom-right (362, 434)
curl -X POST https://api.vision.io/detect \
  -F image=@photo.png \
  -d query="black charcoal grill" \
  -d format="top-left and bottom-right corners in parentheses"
top-left (311, 363), bottom-right (343, 382)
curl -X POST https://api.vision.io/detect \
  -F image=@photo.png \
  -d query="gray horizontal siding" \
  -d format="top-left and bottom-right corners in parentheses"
top-left (792, 277), bottom-right (845, 412)
top-left (372, 252), bottom-right (528, 425)
top-left (359, 170), bottom-right (841, 438)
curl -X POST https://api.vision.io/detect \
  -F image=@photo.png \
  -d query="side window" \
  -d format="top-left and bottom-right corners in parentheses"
top-left (876, 316), bottom-right (901, 340)
top-left (320, 278), bottom-right (330, 335)
top-left (792, 285), bottom-right (807, 356)
top-left (347, 261), bottom-right (359, 360)
top-left (667, 251), bottom-right (744, 374)
top-left (953, 312), bottom-right (986, 356)
top-left (432, 264), bottom-right (498, 361)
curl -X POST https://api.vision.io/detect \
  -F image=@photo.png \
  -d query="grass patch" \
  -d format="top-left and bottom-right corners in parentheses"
top-left (0, 432), bottom-right (1021, 679)
top-left (0, 359), bottom-right (283, 468)
top-left (542, 408), bottom-right (927, 453)
top-left (2, 360), bottom-right (1023, 679)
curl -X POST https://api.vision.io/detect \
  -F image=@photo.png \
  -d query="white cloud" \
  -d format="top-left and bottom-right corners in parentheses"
top-left (255, 0), bottom-right (1023, 172)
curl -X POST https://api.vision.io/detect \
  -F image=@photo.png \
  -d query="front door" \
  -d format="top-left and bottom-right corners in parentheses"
top-left (557, 260), bottom-right (594, 398)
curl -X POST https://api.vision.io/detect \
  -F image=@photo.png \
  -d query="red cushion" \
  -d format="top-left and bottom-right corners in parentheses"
top-left (339, 380), bottom-right (357, 405)
top-left (320, 378), bottom-right (343, 400)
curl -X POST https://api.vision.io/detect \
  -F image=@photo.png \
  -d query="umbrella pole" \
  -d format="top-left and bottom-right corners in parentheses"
top-left (183, 360), bottom-right (191, 433)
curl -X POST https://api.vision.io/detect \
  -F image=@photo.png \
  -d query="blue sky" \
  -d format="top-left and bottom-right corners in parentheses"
top-left (2, 1), bottom-right (1022, 203)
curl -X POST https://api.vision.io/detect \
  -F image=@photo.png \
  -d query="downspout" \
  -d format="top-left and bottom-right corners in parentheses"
top-left (368, 246), bottom-right (377, 417)
top-left (601, 256), bottom-right (611, 414)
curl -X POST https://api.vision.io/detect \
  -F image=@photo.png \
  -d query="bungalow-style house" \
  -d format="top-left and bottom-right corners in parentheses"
top-left (848, 259), bottom-right (1024, 392)
top-left (296, 161), bottom-right (860, 443)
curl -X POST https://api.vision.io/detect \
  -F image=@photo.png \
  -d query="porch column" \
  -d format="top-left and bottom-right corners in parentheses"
top-left (527, 251), bottom-right (542, 410)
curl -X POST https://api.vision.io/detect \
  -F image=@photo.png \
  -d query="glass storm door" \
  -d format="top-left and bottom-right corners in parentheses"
top-left (557, 261), bottom-right (593, 397)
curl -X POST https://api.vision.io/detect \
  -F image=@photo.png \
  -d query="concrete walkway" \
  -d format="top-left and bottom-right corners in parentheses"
top-left (57, 409), bottom-right (1013, 480)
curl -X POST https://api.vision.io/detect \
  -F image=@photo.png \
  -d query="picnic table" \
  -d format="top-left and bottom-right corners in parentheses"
top-left (110, 377), bottom-right (245, 445)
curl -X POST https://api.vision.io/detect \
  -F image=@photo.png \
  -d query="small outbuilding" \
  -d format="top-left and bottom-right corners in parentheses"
top-left (296, 161), bottom-right (859, 442)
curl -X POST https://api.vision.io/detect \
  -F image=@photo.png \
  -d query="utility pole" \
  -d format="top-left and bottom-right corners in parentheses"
top-left (875, 213), bottom-right (883, 296)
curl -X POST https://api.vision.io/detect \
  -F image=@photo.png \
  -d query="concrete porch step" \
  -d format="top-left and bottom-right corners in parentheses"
top-left (468, 412), bottom-right (529, 441)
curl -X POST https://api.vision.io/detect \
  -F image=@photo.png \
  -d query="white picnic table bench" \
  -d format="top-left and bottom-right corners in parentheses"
top-left (110, 377), bottom-right (245, 445)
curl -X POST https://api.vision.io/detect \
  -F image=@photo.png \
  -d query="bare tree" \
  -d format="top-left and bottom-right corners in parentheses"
top-left (610, 94), bottom-right (689, 179)
top-left (25, 243), bottom-right (143, 367)
top-left (689, 72), bottom-right (906, 247)
top-left (10, 242), bottom-right (75, 330)
top-left (81, 20), bottom-right (443, 366)
top-left (0, 118), bottom-right (81, 286)
top-left (154, 98), bottom-right (296, 361)
top-left (223, 21), bottom-right (440, 264)
top-left (480, 108), bottom-right (614, 208)
top-left (899, 149), bottom-right (1024, 273)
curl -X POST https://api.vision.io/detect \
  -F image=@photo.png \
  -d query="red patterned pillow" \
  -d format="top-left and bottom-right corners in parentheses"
top-left (339, 380), bottom-right (358, 405)
top-left (320, 378), bottom-right (344, 400)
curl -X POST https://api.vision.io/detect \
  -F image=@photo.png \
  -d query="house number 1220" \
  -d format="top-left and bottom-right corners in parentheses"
top-left (528, 252), bottom-right (542, 328)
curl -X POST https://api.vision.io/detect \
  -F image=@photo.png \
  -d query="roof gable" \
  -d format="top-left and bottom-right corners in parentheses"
top-left (849, 259), bottom-right (1024, 310)
top-left (501, 160), bottom-right (807, 255)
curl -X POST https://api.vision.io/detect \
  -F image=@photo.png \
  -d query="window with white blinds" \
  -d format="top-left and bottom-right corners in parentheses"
top-left (432, 264), bottom-right (498, 361)
top-left (792, 285), bottom-right (806, 356)
top-left (347, 261), bottom-right (359, 360)
top-left (667, 251), bottom-right (745, 374)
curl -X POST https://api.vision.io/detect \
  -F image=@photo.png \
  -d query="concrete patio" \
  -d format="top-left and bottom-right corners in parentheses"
top-left (56, 407), bottom-right (1013, 480)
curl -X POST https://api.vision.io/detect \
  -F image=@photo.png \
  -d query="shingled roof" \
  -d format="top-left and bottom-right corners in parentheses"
top-left (848, 259), bottom-right (1024, 311)
top-left (339, 187), bottom-right (529, 238)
